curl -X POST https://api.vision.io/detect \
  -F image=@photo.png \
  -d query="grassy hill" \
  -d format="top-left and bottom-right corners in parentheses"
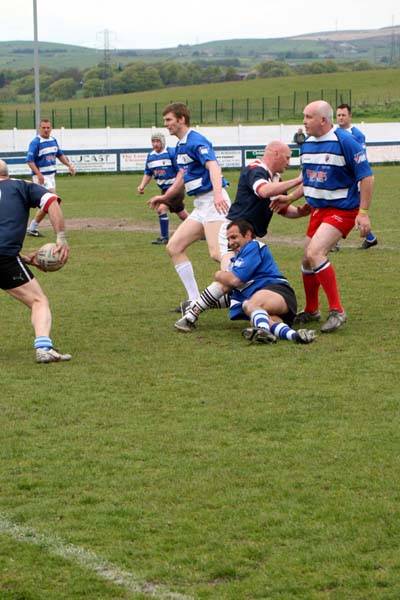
top-left (4, 68), bottom-right (399, 109)
top-left (1, 24), bottom-right (399, 70)
top-left (2, 67), bottom-right (400, 128)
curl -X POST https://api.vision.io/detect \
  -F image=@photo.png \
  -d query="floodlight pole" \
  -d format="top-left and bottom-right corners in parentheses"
top-left (33, 0), bottom-right (41, 129)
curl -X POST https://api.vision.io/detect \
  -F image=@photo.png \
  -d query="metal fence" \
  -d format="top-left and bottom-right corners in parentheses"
top-left (0, 89), bottom-right (351, 129)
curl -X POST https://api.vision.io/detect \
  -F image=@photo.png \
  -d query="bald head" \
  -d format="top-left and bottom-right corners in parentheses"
top-left (0, 159), bottom-right (9, 177)
top-left (263, 141), bottom-right (292, 174)
top-left (306, 101), bottom-right (333, 121)
top-left (303, 101), bottom-right (334, 137)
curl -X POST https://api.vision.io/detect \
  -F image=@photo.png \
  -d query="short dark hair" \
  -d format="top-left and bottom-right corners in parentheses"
top-left (39, 118), bottom-right (51, 125)
top-left (337, 103), bottom-right (352, 114)
top-left (162, 102), bottom-right (191, 126)
top-left (227, 219), bottom-right (255, 238)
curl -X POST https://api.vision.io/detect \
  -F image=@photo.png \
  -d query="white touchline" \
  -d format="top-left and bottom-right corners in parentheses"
top-left (0, 514), bottom-right (194, 600)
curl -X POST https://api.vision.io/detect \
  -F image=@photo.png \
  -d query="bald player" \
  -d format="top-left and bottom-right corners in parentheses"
top-left (270, 100), bottom-right (374, 333)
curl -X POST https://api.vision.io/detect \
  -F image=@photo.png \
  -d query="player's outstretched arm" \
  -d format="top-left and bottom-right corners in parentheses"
top-left (47, 201), bottom-right (69, 263)
top-left (148, 170), bottom-right (184, 208)
top-left (270, 184), bottom-right (304, 213)
top-left (59, 154), bottom-right (76, 176)
top-left (138, 174), bottom-right (152, 194)
top-left (215, 270), bottom-right (243, 290)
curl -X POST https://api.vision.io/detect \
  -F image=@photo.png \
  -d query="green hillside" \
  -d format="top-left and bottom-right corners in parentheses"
top-left (2, 67), bottom-right (400, 128)
top-left (0, 26), bottom-right (397, 71)
top-left (5, 68), bottom-right (400, 109)
top-left (0, 40), bottom-right (102, 70)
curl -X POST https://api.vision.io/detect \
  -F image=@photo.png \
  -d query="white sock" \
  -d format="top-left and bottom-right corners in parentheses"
top-left (175, 261), bottom-right (200, 300)
top-left (29, 219), bottom-right (39, 231)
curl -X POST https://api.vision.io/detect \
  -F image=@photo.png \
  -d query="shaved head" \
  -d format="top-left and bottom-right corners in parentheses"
top-left (305, 100), bottom-right (333, 123)
top-left (0, 159), bottom-right (9, 177)
top-left (266, 140), bottom-right (290, 155)
top-left (303, 101), bottom-right (334, 137)
top-left (263, 140), bottom-right (292, 174)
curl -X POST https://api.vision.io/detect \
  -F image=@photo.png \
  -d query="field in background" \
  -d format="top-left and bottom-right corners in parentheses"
top-left (1, 31), bottom-right (397, 69)
top-left (1, 167), bottom-right (399, 599)
top-left (2, 69), bottom-right (400, 129)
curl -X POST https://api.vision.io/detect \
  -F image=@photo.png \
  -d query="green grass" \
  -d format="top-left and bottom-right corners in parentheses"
top-left (0, 33), bottom-right (393, 70)
top-left (2, 68), bottom-right (400, 129)
top-left (1, 167), bottom-right (400, 599)
top-left (4, 68), bottom-right (400, 109)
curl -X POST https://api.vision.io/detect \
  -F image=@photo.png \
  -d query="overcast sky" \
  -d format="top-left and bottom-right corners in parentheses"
top-left (1, 0), bottom-right (399, 49)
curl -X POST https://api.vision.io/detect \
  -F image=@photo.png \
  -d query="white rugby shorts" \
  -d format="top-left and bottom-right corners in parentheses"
top-left (188, 188), bottom-right (231, 225)
top-left (33, 173), bottom-right (56, 192)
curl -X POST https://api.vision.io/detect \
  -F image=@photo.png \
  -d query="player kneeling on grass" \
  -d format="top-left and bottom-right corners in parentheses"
top-left (175, 219), bottom-right (316, 345)
top-left (0, 159), bottom-right (71, 363)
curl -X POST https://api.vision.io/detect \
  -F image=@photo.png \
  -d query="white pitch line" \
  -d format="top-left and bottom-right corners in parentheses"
top-left (0, 514), bottom-right (194, 600)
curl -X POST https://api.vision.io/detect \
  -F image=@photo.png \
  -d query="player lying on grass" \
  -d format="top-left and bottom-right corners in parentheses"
top-left (175, 219), bottom-right (316, 345)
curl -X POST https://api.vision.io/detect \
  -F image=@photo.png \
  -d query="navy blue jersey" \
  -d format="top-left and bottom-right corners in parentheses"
top-left (175, 129), bottom-right (227, 196)
top-left (26, 135), bottom-right (63, 176)
top-left (227, 159), bottom-right (276, 237)
top-left (229, 239), bottom-right (289, 304)
top-left (0, 179), bottom-right (53, 255)
top-left (301, 127), bottom-right (372, 210)
top-left (144, 147), bottom-right (178, 191)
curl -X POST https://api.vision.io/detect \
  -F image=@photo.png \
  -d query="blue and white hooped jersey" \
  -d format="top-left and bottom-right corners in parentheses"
top-left (175, 129), bottom-right (227, 196)
top-left (229, 239), bottom-right (289, 303)
top-left (144, 147), bottom-right (178, 191)
top-left (26, 135), bottom-right (63, 176)
top-left (349, 126), bottom-right (366, 149)
top-left (300, 127), bottom-right (372, 210)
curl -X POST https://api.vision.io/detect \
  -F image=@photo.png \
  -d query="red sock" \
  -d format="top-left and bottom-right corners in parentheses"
top-left (302, 269), bottom-right (320, 313)
top-left (315, 262), bottom-right (344, 313)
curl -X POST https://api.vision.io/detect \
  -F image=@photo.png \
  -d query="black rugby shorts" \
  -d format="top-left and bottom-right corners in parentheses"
top-left (0, 255), bottom-right (34, 290)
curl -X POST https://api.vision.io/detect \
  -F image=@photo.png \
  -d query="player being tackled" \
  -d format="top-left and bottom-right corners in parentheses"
top-left (175, 220), bottom-right (316, 345)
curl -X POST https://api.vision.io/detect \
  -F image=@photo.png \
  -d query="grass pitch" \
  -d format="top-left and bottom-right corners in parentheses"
top-left (1, 168), bottom-right (399, 599)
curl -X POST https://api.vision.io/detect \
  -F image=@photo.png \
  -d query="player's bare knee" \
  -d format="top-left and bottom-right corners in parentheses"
top-left (242, 299), bottom-right (253, 315)
top-left (304, 246), bottom-right (317, 265)
top-left (302, 256), bottom-right (312, 270)
top-left (166, 239), bottom-right (182, 258)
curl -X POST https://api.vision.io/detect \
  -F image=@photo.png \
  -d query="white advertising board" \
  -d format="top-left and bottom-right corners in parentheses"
top-left (120, 152), bottom-right (148, 172)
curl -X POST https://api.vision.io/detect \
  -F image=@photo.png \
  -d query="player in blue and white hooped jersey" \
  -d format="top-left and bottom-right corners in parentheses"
top-left (336, 103), bottom-right (378, 249)
top-left (270, 100), bottom-right (374, 334)
top-left (138, 132), bottom-right (188, 245)
top-left (26, 119), bottom-right (76, 237)
top-left (148, 103), bottom-right (231, 303)
top-left (175, 220), bottom-right (316, 344)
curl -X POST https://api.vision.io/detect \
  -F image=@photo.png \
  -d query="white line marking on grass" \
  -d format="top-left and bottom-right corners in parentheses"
top-left (0, 514), bottom-right (193, 600)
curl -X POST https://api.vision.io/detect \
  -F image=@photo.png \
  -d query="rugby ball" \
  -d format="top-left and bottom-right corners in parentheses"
top-left (36, 243), bottom-right (64, 272)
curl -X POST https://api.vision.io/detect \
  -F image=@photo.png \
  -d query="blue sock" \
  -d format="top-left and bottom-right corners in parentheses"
top-left (159, 213), bottom-right (169, 240)
top-left (366, 231), bottom-right (376, 242)
top-left (34, 336), bottom-right (52, 350)
top-left (270, 322), bottom-right (297, 341)
top-left (250, 309), bottom-right (270, 331)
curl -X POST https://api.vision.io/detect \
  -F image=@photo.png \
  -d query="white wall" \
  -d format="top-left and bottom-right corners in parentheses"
top-left (1, 123), bottom-right (400, 152)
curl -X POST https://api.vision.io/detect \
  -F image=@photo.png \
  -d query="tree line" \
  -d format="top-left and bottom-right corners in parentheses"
top-left (0, 58), bottom-right (389, 103)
